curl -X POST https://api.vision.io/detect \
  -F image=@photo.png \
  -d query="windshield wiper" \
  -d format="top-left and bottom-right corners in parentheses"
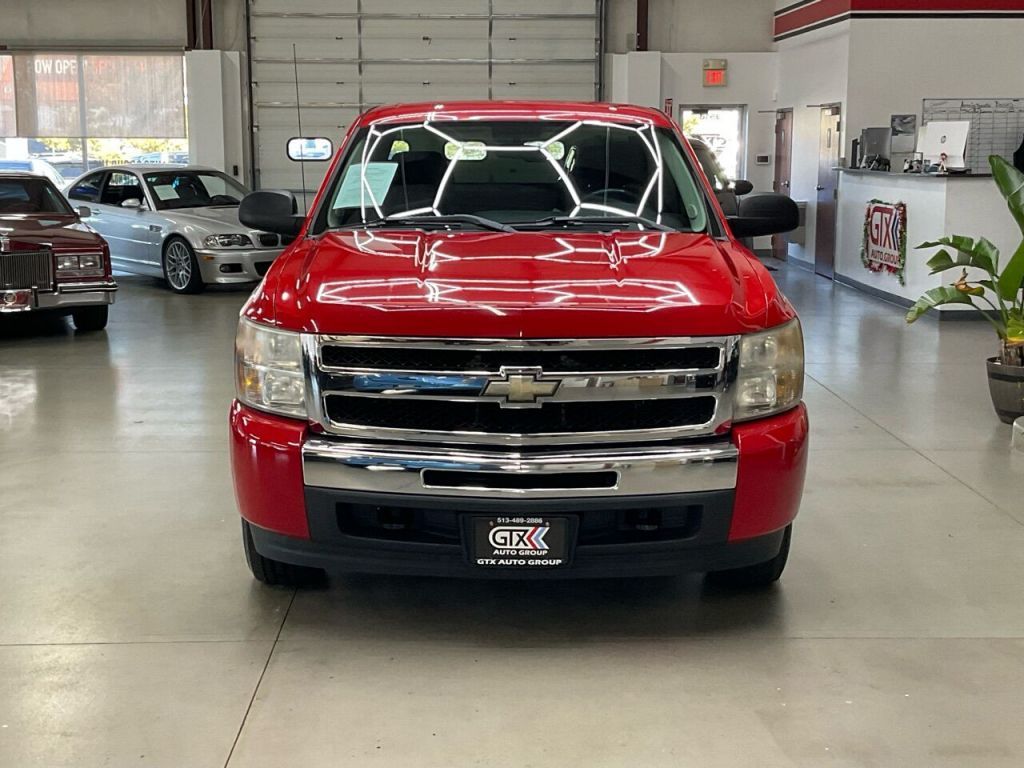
top-left (512, 215), bottom-right (674, 232)
top-left (352, 213), bottom-right (516, 233)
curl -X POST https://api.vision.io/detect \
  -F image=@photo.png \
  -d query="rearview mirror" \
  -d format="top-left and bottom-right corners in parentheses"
top-left (287, 137), bottom-right (334, 161)
top-left (732, 179), bottom-right (754, 196)
top-left (239, 190), bottom-right (304, 237)
top-left (727, 193), bottom-right (799, 238)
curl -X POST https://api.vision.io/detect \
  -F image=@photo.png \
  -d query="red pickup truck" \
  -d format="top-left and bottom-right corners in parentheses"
top-left (231, 101), bottom-right (808, 588)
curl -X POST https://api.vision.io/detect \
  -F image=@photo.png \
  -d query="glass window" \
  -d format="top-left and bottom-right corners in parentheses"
top-left (0, 176), bottom-right (73, 214)
top-left (681, 106), bottom-right (746, 181)
top-left (67, 170), bottom-right (105, 202)
top-left (0, 55), bottom-right (14, 138)
top-left (319, 120), bottom-right (708, 233)
top-left (100, 171), bottom-right (144, 206)
top-left (142, 170), bottom-right (249, 210)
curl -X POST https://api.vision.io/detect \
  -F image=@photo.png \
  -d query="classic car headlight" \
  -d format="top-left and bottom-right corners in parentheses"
top-left (56, 252), bottom-right (105, 277)
top-left (204, 233), bottom-right (253, 248)
top-left (235, 318), bottom-right (307, 418)
top-left (733, 318), bottom-right (804, 422)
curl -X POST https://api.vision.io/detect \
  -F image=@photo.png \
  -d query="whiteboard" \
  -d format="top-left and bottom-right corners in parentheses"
top-left (922, 98), bottom-right (1024, 174)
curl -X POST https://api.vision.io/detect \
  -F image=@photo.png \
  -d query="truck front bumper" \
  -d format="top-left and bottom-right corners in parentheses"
top-left (230, 403), bottom-right (809, 579)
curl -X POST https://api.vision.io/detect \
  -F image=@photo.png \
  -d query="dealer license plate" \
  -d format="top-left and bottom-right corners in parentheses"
top-left (470, 516), bottom-right (570, 569)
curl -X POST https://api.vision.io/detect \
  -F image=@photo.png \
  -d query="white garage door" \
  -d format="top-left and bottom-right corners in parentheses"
top-left (247, 0), bottom-right (603, 201)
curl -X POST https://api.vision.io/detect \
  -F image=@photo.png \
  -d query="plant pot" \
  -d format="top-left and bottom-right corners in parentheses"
top-left (987, 357), bottom-right (1024, 424)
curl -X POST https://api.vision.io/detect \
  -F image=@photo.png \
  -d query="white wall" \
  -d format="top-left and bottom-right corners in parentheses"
top-left (775, 26), bottom-right (850, 264)
top-left (185, 51), bottom-right (248, 182)
top-left (0, 0), bottom-right (186, 47)
top-left (606, 0), bottom-right (776, 54)
top-left (660, 53), bottom-right (778, 193)
top-left (846, 18), bottom-right (1024, 157)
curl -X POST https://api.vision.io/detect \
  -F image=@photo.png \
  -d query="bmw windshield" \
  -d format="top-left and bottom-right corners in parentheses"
top-left (316, 119), bottom-right (710, 233)
top-left (142, 170), bottom-right (250, 210)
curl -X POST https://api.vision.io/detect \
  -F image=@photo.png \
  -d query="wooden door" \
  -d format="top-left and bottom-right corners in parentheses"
top-left (772, 109), bottom-right (794, 260)
top-left (814, 105), bottom-right (841, 279)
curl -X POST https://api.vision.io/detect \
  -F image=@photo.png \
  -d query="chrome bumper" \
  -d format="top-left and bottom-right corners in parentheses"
top-left (302, 439), bottom-right (739, 499)
top-left (195, 248), bottom-right (282, 283)
top-left (1, 281), bottom-right (116, 313)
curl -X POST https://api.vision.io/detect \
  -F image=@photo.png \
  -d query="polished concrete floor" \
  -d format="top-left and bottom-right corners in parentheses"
top-left (1, 265), bottom-right (1023, 767)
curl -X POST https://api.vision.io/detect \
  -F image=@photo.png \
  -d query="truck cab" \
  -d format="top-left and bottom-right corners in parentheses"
top-left (231, 101), bottom-right (807, 587)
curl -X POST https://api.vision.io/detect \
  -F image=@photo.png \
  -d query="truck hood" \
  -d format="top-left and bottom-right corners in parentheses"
top-left (0, 214), bottom-right (106, 251)
top-left (255, 229), bottom-right (790, 338)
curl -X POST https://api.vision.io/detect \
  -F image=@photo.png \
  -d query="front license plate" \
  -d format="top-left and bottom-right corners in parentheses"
top-left (471, 517), bottom-right (570, 569)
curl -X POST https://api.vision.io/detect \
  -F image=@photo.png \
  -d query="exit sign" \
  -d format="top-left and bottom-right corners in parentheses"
top-left (703, 58), bottom-right (728, 88)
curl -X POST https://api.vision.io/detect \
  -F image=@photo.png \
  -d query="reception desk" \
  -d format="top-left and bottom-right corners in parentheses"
top-left (834, 169), bottom-right (1020, 315)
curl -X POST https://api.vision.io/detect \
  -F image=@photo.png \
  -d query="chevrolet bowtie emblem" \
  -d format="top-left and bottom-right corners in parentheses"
top-left (482, 367), bottom-right (560, 407)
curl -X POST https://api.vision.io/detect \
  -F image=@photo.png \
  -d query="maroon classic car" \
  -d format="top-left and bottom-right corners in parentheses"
top-left (0, 172), bottom-right (116, 330)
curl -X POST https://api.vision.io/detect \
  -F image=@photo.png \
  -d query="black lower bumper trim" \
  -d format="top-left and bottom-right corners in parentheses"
top-left (246, 488), bottom-right (785, 580)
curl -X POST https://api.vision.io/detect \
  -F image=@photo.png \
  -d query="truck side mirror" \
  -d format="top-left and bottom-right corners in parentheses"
top-left (727, 193), bottom-right (799, 238)
top-left (239, 190), bottom-right (304, 237)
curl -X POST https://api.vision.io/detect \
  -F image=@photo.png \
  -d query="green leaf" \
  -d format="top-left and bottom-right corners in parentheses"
top-left (926, 249), bottom-right (956, 273)
top-left (990, 155), bottom-right (1024, 236)
top-left (905, 286), bottom-right (975, 323)
top-left (996, 240), bottom-right (1024, 302)
top-left (920, 237), bottom-right (998, 275)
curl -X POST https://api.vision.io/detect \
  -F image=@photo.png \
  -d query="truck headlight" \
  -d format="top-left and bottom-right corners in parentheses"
top-left (235, 318), bottom-right (307, 418)
top-left (204, 234), bottom-right (253, 248)
top-left (733, 318), bottom-right (804, 422)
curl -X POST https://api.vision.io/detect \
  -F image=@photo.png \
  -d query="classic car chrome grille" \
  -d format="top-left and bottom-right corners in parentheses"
top-left (0, 249), bottom-right (54, 291)
top-left (307, 336), bottom-right (739, 447)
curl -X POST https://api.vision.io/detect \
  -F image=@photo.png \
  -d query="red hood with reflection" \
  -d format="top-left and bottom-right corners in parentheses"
top-left (244, 229), bottom-right (794, 338)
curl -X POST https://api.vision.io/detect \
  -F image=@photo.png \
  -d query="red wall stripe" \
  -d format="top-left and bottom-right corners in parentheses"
top-left (775, 0), bottom-right (1024, 38)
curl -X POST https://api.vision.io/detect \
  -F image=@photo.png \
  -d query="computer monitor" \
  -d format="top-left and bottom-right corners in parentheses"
top-left (917, 120), bottom-right (970, 169)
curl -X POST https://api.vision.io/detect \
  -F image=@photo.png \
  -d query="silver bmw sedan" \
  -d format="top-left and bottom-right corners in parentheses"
top-left (63, 165), bottom-right (288, 293)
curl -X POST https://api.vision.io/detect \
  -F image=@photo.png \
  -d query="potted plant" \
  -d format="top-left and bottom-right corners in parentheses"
top-left (906, 155), bottom-right (1024, 424)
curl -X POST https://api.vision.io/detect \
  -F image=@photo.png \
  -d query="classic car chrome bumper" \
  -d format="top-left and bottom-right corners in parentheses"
top-left (195, 248), bottom-right (283, 284)
top-left (1, 281), bottom-right (116, 313)
top-left (302, 438), bottom-right (739, 499)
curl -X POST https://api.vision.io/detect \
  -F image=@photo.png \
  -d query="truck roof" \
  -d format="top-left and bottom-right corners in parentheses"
top-left (358, 100), bottom-right (676, 129)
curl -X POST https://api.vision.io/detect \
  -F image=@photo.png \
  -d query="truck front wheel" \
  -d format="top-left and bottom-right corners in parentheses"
top-left (241, 520), bottom-right (325, 587)
top-left (705, 525), bottom-right (792, 589)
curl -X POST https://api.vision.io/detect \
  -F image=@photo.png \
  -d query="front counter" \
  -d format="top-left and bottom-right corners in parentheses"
top-left (835, 169), bottom-right (1020, 315)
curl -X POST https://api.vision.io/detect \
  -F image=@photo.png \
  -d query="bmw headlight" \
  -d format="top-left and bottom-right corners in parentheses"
top-left (235, 318), bottom-right (307, 418)
top-left (733, 319), bottom-right (804, 422)
top-left (204, 233), bottom-right (253, 248)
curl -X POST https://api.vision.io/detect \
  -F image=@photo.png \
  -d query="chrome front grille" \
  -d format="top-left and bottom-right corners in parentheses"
top-left (306, 336), bottom-right (738, 447)
top-left (0, 249), bottom-right (54, 291)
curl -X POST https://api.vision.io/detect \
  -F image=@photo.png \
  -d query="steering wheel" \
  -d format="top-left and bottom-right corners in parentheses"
top-left (581, 188), bottom-right (639, 205)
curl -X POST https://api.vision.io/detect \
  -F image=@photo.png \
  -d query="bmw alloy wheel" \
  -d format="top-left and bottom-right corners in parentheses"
top-left (165, 240), bottom-right (193, 290)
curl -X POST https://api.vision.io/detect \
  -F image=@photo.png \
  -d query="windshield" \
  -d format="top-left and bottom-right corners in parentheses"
top-left (318, 120), bottom-right (709, 232)
top-left (0, 177), bottom-right (74, 215)
top-left (142, 170), bottom-right (249, 210)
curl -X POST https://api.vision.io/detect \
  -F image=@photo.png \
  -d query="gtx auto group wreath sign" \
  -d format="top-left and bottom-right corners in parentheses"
top-left (861, 199), bottom-right (908, 285)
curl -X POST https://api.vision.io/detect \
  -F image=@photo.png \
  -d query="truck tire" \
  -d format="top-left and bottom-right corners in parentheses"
top-left (71, 305), bottom-right (109, 331)
top-left (241, 520), bottom-right (325, 587)
top-left (705, 525), bottom-right (792, 589)
top-left (162, 236), bottom-right (205, 294)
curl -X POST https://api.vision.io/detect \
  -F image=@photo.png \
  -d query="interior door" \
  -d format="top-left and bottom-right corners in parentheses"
top-left (814, 105), bottom-right (841, 279)
top-left (772, 109), bottom-right (794, 260)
